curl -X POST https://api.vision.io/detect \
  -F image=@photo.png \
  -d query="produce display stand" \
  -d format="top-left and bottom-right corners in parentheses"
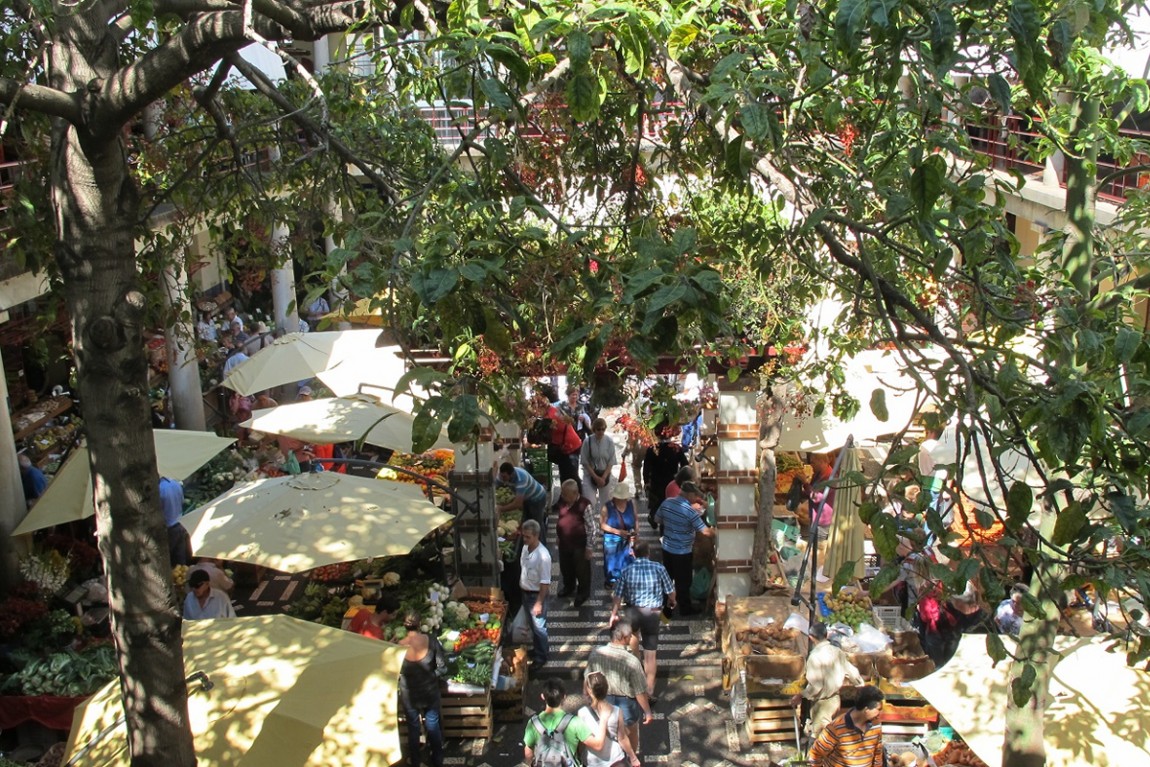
top-left (743, 678), bottom-right (799, 745)
top-left (720, 596), bottom-right (808, 690)
top-left (491, 647), bottom-right (528, 723)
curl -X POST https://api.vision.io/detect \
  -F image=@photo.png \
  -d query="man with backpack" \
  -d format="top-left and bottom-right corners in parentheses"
top-left (524, 679), bottom-right (611, 767)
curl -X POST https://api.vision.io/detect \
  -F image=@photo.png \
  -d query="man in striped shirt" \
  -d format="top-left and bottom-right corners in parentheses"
top-left (497, 461), bottom-right (550, 545)
top-left (654, 480), bottom-right (712, 617)
top-left (809, 685), bottom-right (886, 767)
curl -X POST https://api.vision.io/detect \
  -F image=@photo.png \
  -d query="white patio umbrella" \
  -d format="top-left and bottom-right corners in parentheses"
top-left (911, 635), bottom-right (1150, 767)
top-left (180, 472), bottom-right (453, 572)
top-left (221, 329), bottom-right (384, 396)
top-left (315, 344), bottom-right (421, 413)
top-left (13, 430), bottom-right (236, 535)
top-left (64, 615), bottom-right (406, 767)
top-left (241, 392), bottom-right (452, 452)
top-left (928, 419), bottom-right (1042, 509)
top-left (778, 349), bottom-right (934, 452)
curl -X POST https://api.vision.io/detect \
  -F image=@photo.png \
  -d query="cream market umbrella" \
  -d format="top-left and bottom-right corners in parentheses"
top-left (911, 635), bottom-right (1150, 767)
top-left (777, 349), bottom-right (934, 452)
top-left (221, 329), bottom-right (383, 396)
top-left (241, 393), bottom-right (452, 452)
top-left (320, 294), bottom-right (387, 328)
top-left (64, 615), bottom-right (406, 767)
top-left (181, 472), bottom-right (453, 572)
top-left (13, 431), bottom-right (236, 535)
top-left (822, 447), bottom-right (866, 583)
top-left (315, 345), bottom-right (420, 413)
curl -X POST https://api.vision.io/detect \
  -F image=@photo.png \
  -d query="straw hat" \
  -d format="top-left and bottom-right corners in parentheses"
top-left (611, 483), bottom-right (632, 500)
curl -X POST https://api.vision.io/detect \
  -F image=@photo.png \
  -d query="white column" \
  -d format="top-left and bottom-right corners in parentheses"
top-left (0, 346), bottom-right (32, 587)
top-left (269, 222), bottom-right (299, 333)
top-left (714, 383), bottom-right (760, 602)
top-left (161, 257), bottom-right (207, 430)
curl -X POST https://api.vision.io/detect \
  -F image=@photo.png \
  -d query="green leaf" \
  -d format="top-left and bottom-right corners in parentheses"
top-left (667, 23), bottom-right (699, 59)
top-left (566, 72), bottom-right (601, 121)
top-left (832, 560), bottom-right (861, 592)
top-left (482, 307), bottom-right (512, 355)
top-left (910, 154), bottom-right (946, 217)
top-left (986, 632), bottom-right (1007, 664)
top-left (1011, 663), bottom-right (1037, 707)
top-left (447, 395), bottom-right (481, 443)
top-left (411, 268), bottom-right (458, 305)
top-left (835, 0), bottom-right (870, 52)
top-left (867, 563), bottom-right (901, 601)
top-left (487, 44), bottom-right (531, 88)
top-left (411, 409), bottom-right (444, 453)
top-left (479, 78), bottom-right (513, 113)
top-left (568, 29), bottom-right (592, 69)
top-left (1005, 481), bottom-right (1033, 532)
top-left (987, 73), bottom-right (1012, 113)
top-left (624, 268), bottom-right (666, 299)
top-left (740, 103), bottom-right (771, 141)
top-left (618, 21), bottom-right (647, 77)
top-left (724, 137), bottom-right (752, 177)
top-left (671, 227), bottom-right (697, 254)
top-left (1051, 500), bottom-right (1088, 546)
top-left (857, 500), bottom-right (883, 525)
top-left (869, 512), bottom-right (900, 560)
top-left (459, 262), bottom-right (487, 282)
top-left (868, 387), bottom-right (889, 422)
top-left (395, 366), bottom-right (452, 398)
top-left (646, 282), bottom-right (689, 315)
top-left (1114, 326), bottom-right (1142, 364)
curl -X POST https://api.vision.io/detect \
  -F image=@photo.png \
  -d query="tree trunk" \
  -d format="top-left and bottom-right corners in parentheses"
top-left (50, 32), bottom-right (196, 767)
top-left (1002, 556), bottom-right (1062, 767)
top-left (750, 387), bottom-right (785, 594)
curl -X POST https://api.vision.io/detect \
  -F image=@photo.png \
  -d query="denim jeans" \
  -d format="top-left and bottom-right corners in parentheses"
top-left (402, 697), bottom-right (444, 767)
top-left (519, 589), bottom-right (549, 663)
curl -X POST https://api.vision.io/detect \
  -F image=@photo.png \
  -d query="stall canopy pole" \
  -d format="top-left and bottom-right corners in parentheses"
top-left (790, 435), bottom-right (855, 632)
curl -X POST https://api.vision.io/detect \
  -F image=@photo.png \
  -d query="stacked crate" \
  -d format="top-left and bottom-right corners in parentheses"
top-left (743, 678), bottom-right (800, 746)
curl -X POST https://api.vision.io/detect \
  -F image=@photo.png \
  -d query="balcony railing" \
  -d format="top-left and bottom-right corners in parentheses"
top-left (1094, 126), bottom-right (1150, 201)
top-left (966, 114), bottom-right (1046, 177)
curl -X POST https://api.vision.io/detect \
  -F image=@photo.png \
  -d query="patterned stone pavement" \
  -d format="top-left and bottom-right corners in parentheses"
top-left (442, 528), bottom-right (797, 767)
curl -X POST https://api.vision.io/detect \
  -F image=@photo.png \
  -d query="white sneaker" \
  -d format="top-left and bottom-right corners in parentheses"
top-left (816, 567), bottom-right (830, 583)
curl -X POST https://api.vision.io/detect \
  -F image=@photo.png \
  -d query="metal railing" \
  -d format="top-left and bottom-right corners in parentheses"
top-left (966, 113), bottom-right (1046, 176)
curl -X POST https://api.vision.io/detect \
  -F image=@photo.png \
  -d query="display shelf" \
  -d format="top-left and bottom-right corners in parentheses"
top-left (12, 395), bottom-right (72, 441)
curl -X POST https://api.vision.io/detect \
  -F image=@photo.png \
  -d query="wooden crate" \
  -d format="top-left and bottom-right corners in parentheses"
top-left (744, 696), bottom-right (799, 745)
top-left (439, 689), bottom-right (493, 739)
top-left (492, 647), bottom-right (528, 722)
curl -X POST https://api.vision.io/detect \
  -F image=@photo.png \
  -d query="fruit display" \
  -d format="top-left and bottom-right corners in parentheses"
top-left (306, 562), bottom-right (354, 583)
top-left (735, 625), bottom-right (799, 656)
top-left (172, 564), bottom-right (189, 588)
top-left (824, 591), bottom-right (874, 630)
top-left (377, 449), bottom-right (455, 488)
top-left (933, 740), bottom-right (988, 767)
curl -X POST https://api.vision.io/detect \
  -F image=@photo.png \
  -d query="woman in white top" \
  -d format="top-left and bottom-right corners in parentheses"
top-left (578, 671), bottom-right (640, 767)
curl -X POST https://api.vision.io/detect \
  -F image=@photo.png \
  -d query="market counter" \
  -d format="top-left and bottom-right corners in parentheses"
top-left (721, 596), bottom-right (808, 689)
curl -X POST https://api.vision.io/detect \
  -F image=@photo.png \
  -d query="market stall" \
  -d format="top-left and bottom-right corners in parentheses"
top-left (721, 593), bottom-right (940, 748)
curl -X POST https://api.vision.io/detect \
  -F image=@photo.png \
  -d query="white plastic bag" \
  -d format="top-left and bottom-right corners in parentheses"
top-left (855, 622), bottom-right (893, 653)
top-left (783, 612), bottom-right (810, 634)
top-left (509, 607), bottom-right (533, 644)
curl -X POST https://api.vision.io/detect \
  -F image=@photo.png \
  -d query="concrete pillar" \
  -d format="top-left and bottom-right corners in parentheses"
top-left (269, 222), bottom-right (299, 333)
top-left (0, 346), bottom-right (32, 588)
top-left (161, 257), bottom-right (206, 430)
top-left (449, 426), bottom-right (500, 586)
top-left (495, 421), bottom-right (522, 469)
top-left (713, 381), bottom-right (760, 602)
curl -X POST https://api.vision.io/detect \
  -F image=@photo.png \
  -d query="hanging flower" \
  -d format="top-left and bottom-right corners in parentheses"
top-left (19, 549), bottom-right (71, 596)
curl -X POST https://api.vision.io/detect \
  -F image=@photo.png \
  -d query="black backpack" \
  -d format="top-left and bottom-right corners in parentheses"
top-left (529, 713), bottom-right (576, 767)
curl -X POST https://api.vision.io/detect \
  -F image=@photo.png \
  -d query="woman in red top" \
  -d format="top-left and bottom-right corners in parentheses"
top-left (348, 592), bottom-right (400, 640)
top-left (532, 385), bottom-right (582, 485)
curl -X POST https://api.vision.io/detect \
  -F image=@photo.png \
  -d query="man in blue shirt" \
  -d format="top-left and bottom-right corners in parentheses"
top-left (608, 541), bottom-right (675, 698)
top-left (18, 454), bottom-right (47, 508)
top-left (655, 480), bottom-right (712, 617)
top-left (497, 461), bottom-right (550, 545)
top-left (159, 477), bottom-right (192, 566)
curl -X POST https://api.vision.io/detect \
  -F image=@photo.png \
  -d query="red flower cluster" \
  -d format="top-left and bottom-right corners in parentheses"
top-left (0, 595), bottom-right (48, 639)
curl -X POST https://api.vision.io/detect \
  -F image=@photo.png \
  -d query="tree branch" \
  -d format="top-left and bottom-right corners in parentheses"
top-left (0, 78), bottom-right (82, 122)
top-left (225, 53), bottom-right (399, 202)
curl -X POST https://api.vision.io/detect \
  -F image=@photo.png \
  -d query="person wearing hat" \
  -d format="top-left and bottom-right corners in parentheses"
top-left (296, 385), bottom-right (313, 402)
top-left (183, 568), bottom-right (236, 620)
top-left (600, 483), bottom-right (637, 586)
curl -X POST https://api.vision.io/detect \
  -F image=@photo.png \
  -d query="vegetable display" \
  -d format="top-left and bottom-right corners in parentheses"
top-left (0, 643), bottom-right (118, 697)
top-left (933, 740), bottom-right (988, 767)
top-left (824, 591), bottom-right (874, 630)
